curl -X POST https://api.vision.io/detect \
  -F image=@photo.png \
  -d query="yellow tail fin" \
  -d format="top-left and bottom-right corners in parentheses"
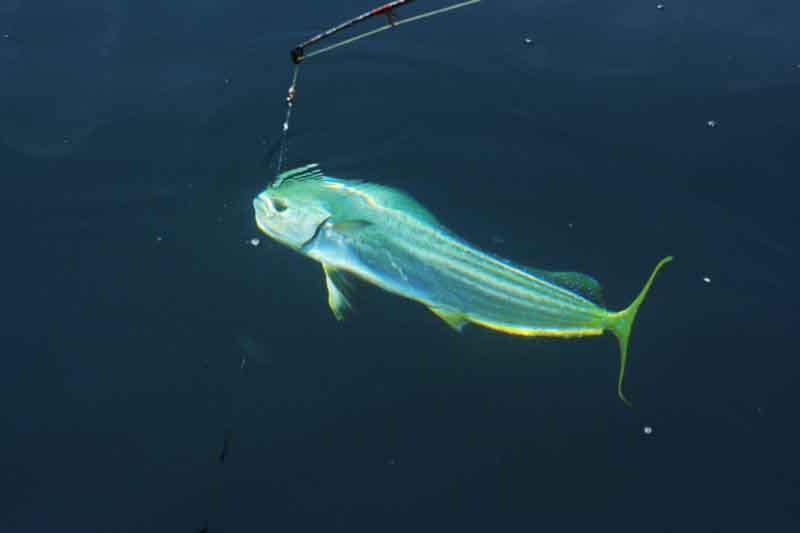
top-left (608, 256), bottom-right (673, 406)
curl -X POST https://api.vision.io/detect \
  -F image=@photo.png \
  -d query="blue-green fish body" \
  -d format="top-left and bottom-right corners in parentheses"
top-left (254, 164), bottom-right (671, 404)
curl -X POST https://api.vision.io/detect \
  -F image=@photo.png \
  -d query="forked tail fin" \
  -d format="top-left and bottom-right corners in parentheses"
top-left (607, 256), bottom-right (673, 406)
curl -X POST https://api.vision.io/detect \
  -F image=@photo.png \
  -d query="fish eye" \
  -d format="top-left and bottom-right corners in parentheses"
top-left (271, 198), bottom-right (288, 212)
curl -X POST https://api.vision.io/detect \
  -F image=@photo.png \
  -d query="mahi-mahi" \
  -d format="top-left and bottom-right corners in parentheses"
top-left (253, 164), bottom-right (672, 405)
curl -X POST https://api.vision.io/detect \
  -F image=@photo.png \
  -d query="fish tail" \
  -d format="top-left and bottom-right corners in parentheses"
top-left (606, 256), bottom-right (673, 406)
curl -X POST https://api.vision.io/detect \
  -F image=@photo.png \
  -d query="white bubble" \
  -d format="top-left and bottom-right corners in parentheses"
top-left (523, 37), bottom-right (533, 45)
top-left (703, 276), bottom-right (711, 284)
top-left (656, 3), bottom-right (665, 9)
top-left (643, 425), bottom-right (653, 435)
top-left (249, 238), bottom-right (261, 247)
top-left (706, 120), bottom-right (717, 128)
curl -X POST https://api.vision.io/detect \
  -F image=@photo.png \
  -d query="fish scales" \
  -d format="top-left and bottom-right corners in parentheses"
top-left (336, 212), bottom-right (603, 327)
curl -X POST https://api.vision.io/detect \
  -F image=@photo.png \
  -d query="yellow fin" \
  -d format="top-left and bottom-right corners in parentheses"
top-left (323, 264), bottom-right (354, 320)
top-left (607, 256), bottom-right (673, 406)
top-left (429, 306), bottom-right (468, 332)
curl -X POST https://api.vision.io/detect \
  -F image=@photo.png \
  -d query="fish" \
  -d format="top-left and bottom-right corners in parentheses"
top-left (253, 163), bottom-right (672, 405)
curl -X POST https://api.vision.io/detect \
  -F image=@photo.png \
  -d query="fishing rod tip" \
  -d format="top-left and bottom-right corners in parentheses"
top-left (291, 47), bottom-right (304, 64)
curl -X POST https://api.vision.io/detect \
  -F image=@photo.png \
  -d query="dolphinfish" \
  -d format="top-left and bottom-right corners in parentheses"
top-left (253, 164), bottom-right (672, 405)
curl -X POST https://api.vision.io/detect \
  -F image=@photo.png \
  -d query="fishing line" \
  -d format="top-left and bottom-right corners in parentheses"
top-left (275, 64), bottom-right (300, 173)
top-left (273, 0), bottom-right (481, 173)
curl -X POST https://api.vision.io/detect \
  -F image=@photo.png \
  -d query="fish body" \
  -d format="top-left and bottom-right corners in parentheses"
top-left (253, 164), bottom-right (671, 404)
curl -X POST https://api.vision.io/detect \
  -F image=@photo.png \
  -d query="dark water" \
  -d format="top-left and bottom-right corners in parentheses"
top-left (2, 1), bottom-right (799, 531)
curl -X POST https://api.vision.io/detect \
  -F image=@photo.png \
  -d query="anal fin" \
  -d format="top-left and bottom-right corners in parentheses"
top-left (429, 306), bottom-right (469, 332)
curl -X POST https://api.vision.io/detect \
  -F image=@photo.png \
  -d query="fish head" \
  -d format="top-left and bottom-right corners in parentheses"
top-left (253, 176), bottom-right (333, 250)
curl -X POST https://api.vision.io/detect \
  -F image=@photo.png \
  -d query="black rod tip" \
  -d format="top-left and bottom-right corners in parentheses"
top-left (290, 47), bottom-right (304, 64)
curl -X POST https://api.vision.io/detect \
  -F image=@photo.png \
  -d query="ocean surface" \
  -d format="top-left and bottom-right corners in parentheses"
top-left (2, 1), bottom-right (799, 531)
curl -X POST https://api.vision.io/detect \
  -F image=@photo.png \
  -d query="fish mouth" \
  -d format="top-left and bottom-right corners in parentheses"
top-left (253, 197), bottom-right (275, 235)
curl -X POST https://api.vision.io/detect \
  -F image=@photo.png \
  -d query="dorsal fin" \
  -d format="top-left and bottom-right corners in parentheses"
top-left (529, 268), bottom-right (606, 306)
top-left (273, 163), bottom-right (324, 188)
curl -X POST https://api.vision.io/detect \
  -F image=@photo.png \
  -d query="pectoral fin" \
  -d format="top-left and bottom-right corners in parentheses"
top-left (429, 306), bottom-right (468, 332)
top-left (323, 264), bottom-right (356, 320)
top-left (332, 219), bottom-right (373, 235)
